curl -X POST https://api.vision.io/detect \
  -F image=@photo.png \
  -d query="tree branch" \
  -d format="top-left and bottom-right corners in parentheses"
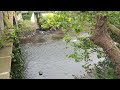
top-left (90, 15), bottom-right (120, 78)
top-left (108, 23), bottom-right (120, 38)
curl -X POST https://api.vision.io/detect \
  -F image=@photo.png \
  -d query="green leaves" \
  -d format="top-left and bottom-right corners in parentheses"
top-left (11, 27), bottom-right (24, 79)
top-left (39, 13), bottom-right (65, 29)
top-left (63, 34), bottom-right (72, 43)
top-left (22, 11), bottom-right (32, 20)
top-left (74, 25), bottom-right (83, 33)
top-left (67, 52), bottom-right (80, 62)
top-left (18, 20), bottom-right (36, 32)
top-left (94, 58), bottom-right (117, 79)
top-left (106, 11), bottom-right (120, 25)
top-left (38, 11), bottom-right (120, 79)
top-left (67, 37), bottom-right (94, 61)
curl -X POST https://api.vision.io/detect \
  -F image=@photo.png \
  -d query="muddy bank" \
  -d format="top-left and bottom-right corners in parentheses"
top-left (19, 30), bottom-right (65, 44)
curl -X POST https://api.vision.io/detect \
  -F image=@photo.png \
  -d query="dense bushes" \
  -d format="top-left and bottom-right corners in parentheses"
top-left (3, 12), bottom-right (13, 29)
top-left (18, 20), bottom-right (36, 32)
top-left (94, 58), bottom-right (117, 79)
top-left (0, 27), bottom-right (24, 79)
top-left (22, 11), bottom-right (32, 20)
top-left (10, 27), bottom-right (24, 79)
top-left (0, 29), bottom-right (11, 49)
top-left (38, 12), bottom-right (70, 30)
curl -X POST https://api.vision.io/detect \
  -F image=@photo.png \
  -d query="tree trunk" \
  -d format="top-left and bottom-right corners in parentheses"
top-left (3, 11), bottom-right (15, 29)
top-left (8, 11), bottom-right (14, 27)
top-left (90, 15), bottom-right (120, 78)
top-left (107, 24), bottom-right (120, 39)
top-left (0, 11), bottom-right (4, 30)
top-left (0, 11), bottom-right (4, 40)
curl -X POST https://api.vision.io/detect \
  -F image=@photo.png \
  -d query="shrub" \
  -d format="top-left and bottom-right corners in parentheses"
top-left (3, 15), bottom-right (12, 29)
top-left (10, 27), bottom-right (24, 79)
top-left (38, 12), bottom-right (70, 29)
top-left (18, 20), bottom-right (36, 32)
top-left (94, 58), bottom-right (117, 79)
top-left (22, 11), bottom-right (32, 20)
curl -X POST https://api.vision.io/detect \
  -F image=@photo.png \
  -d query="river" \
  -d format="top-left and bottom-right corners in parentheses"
top-left (20, 31), bottom-right (102, 79)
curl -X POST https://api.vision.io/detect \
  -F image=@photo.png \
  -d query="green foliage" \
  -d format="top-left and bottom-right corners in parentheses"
top-left (0, 29), bottom-right (11, 49)
top-left (3, 16), bottom-right (12, 29)
top-left (15, 11), bottom-right (20, 15)
top-left (63, 34), bottom-right (72, 43)
top-left (67, 52), bottom-right (81, 62)
top-left (94, 58), bottom-right (117, 79)
top-left (106, 11), bottom-right (120, 25)
top-left (10, 26), bottom-right (24, 79)
top-left (18, 20), bottom-right (36, 32)
top-left (39, 11), bottom-right (107, 62)
top-left (67, 37), bottom-right (101, 62)
top-left (0, 38), bottom-right (3, 49)
top-left (39, 12), bottom-right (72, 30)
top-left (38, 11), bottom-right (120, 79)
top-left (22, 11), bottom-right (32, 20)
top-left (2, 29), bottom-right (12, 42)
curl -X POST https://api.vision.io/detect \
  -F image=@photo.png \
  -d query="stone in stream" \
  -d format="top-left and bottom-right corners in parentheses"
top-left (72, 75), bottom-right (80, 79)
top-left (39, 71), bottom-right (43, 75)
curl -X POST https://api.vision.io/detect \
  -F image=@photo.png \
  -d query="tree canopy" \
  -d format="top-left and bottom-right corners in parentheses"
top-left (38, 11), bottom-right (120, 78)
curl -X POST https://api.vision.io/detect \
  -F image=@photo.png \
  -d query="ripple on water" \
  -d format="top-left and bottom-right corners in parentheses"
top-left (21, 40), bottom-right (100, 79)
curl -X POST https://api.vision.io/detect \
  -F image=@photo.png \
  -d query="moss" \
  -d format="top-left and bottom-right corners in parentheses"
top-left (3, 11), bottom-right (13, 29)
top-left (3, 16), bottom-right (12, 29)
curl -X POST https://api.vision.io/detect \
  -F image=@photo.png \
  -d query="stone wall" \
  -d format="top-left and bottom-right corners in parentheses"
top-left (0, 43), bottom-right (13, 79)
top-left (0, 11), bottom-right (15, 79)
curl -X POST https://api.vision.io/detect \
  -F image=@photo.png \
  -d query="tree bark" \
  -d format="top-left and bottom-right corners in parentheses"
top-left (90, 15), bottom-right (120, 78)
top-left (3, 11), bottom-right (15, 29)
top-left (108, 24), bottom-right (120, 36)
top-left (0, 11), bottom-right (4, 40)
top-left (0, 11), bottom-right (4, 30)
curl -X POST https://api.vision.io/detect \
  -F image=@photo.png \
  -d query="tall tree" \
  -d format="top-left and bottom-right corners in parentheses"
top-left (0, 11), bottom-right (4, 30)
top-left (90, 15), bottom-right (120, 78)
top-left (3, 11), bottom-right (15, 29)
top-left (39, 11), bottom-right (120, 78)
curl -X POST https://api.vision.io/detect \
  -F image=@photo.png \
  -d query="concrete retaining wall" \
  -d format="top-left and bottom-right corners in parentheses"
top-left (0, 43), bottom-right (13, 79)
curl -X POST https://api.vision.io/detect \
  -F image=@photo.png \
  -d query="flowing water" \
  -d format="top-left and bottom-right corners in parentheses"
top-left (20, 31), bottom-right (102, 79)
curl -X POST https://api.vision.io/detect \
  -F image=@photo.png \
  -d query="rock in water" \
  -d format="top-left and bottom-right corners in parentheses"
top-left (39, 71), bottom-right (43, 75)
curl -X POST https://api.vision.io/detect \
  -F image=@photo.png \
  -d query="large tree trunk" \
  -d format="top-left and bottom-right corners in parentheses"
top-left (0, 11), bottom-right (4, 38)
top-left (3, 11), bottom-right (15, 29)
top-left (90, 15), bottom-right (120, 78)
top-left (108, 24), bottom-right (120, 37)
top-left (8, 11), bottom-right (14, 27)
top-left (0, 11), bottom-right (4, 30)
